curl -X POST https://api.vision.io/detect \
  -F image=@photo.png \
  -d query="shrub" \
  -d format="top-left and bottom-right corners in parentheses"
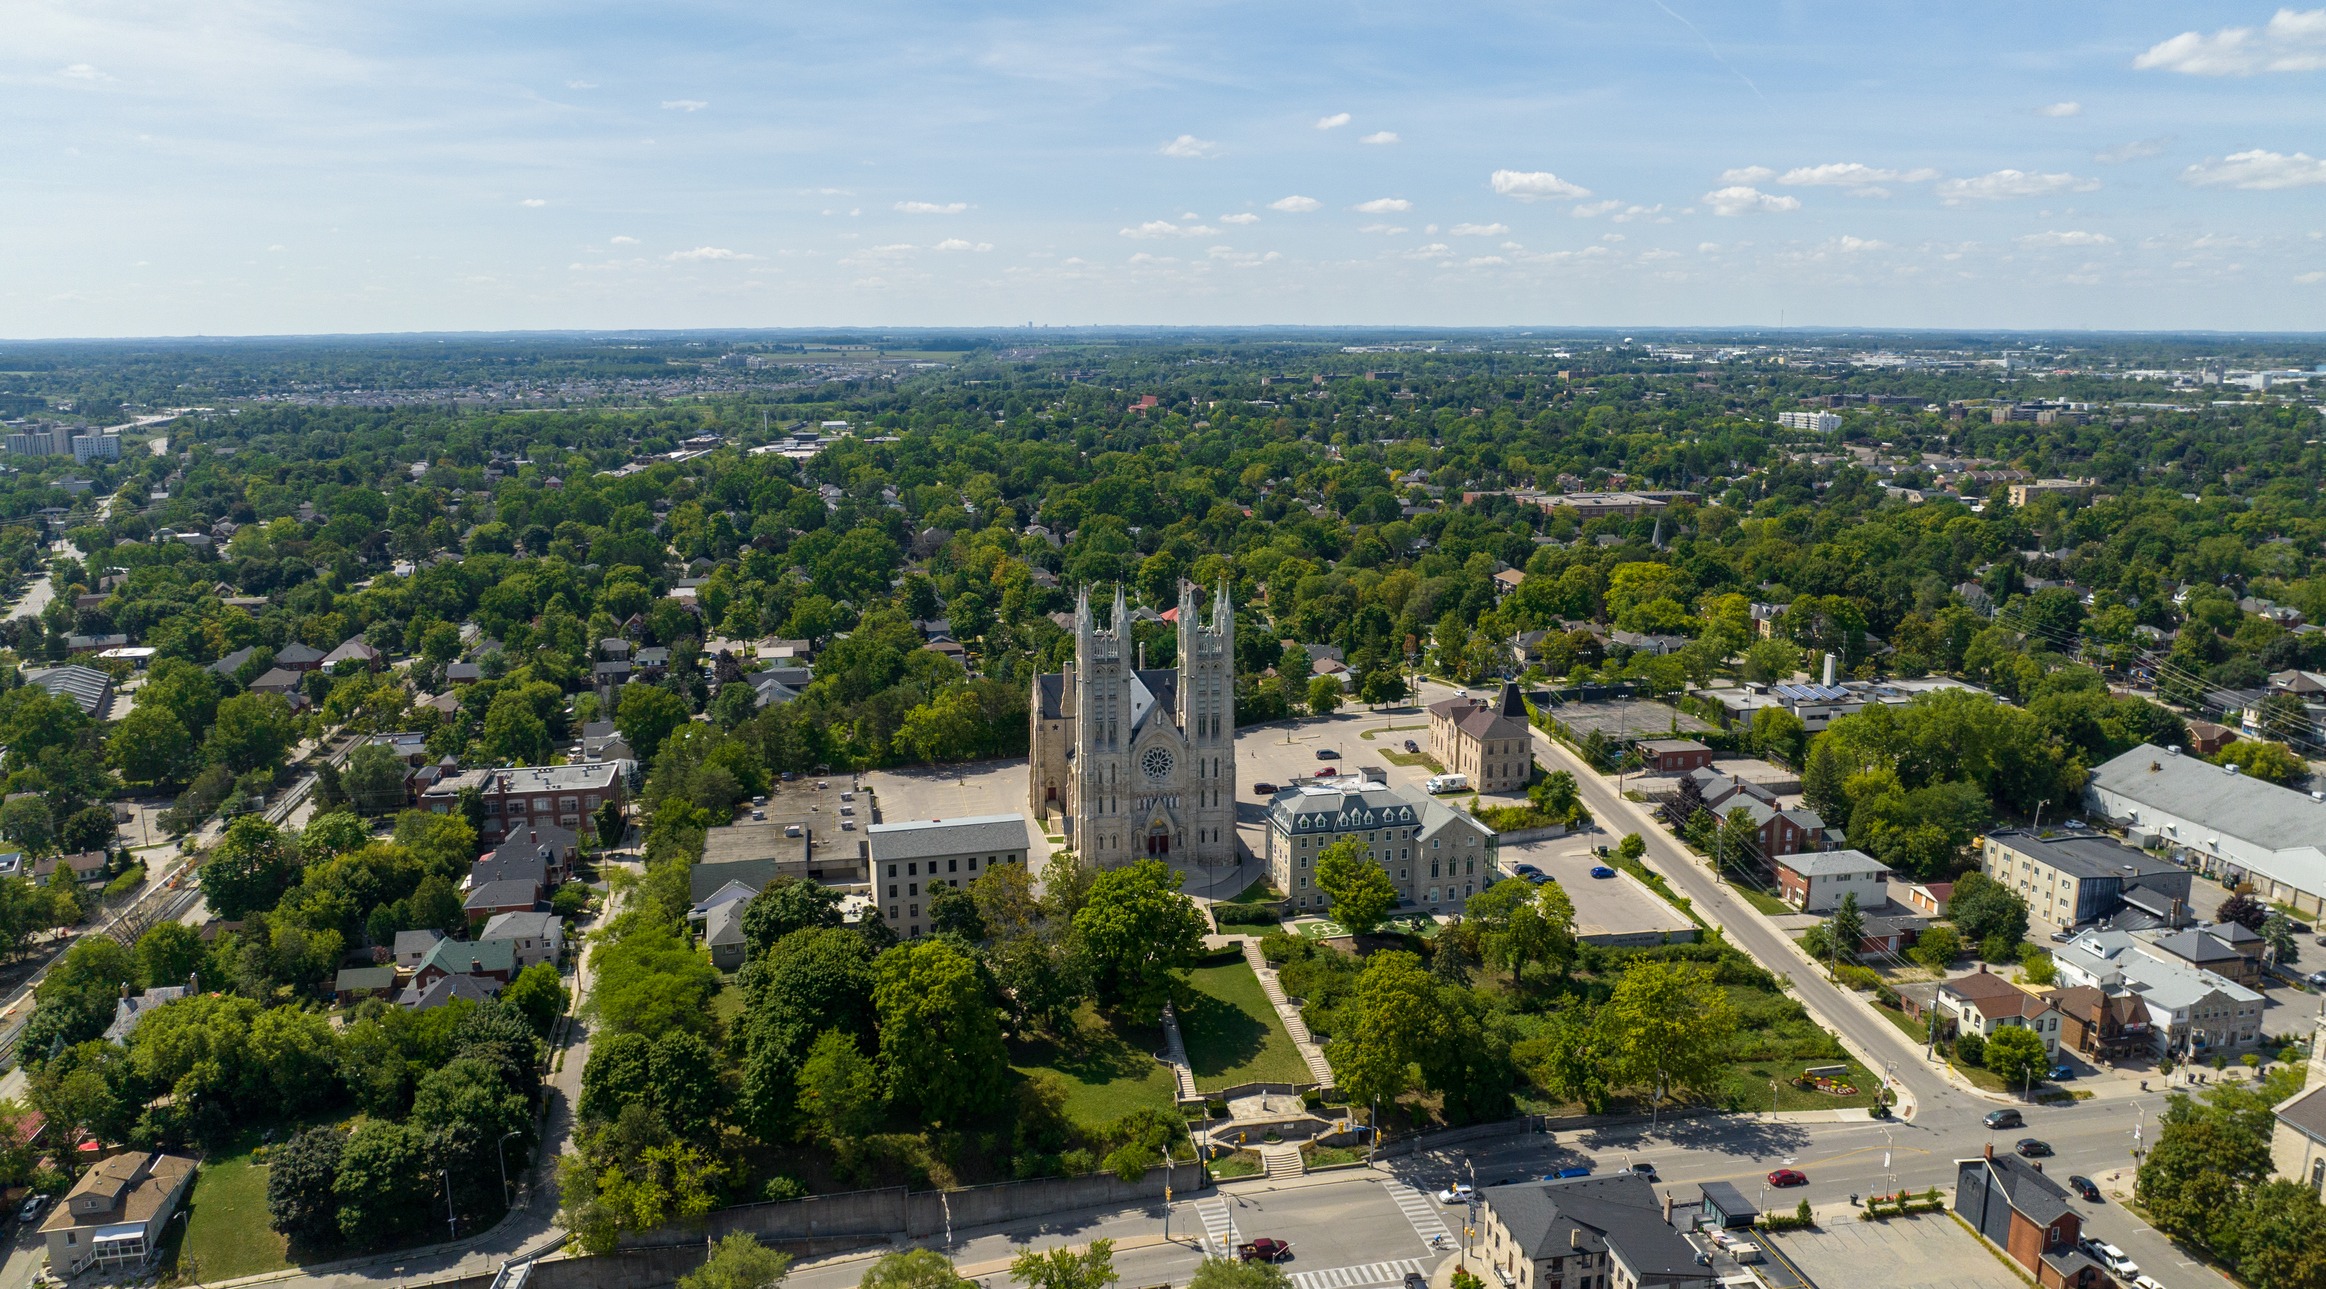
top-left (760, 1176), bottom-right (806, 1202)
top-left (1258, 931), bottom-right (1305, 965)
top-left (1953, 1030), bottom-right (1986, 1067)
top-left (102, 864), bottom-right (145, 899)
top-left (550, 882), bottom-right (593, 918)
top-left (1214, 903), bottom-right (1280, 928)
top-left (1835, 964), bottom-right (1883, 992)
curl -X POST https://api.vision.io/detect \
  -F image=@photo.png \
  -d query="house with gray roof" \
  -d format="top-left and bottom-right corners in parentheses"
top-left (2052, 927), bottom-right (2264, 1057)
top-left (103, 984), bottom-right (191, 1043)
top-left (393, 928), bottom-right (445, 972)
top-left (398, 973), bottom-right (500, 1011)
top-left (464, 879), bottom-right (540, 924)
top-left (1955, 1147), bottom-right (2108, 1288)
top-left (1476, 1173), bottom-right (1713, 1289)
top-left (1770, 848), bottom-right (1890, 912)
top-left (23, 664), bottom-right (114, 717)
top-left (480, 911), bottom-right (565, 970)
top-left (2085, 742), bottom-right (2326, 916)
top-left (1262, 777), bottom-right (1495, 918)
top-left (702, 900), bottom-right (749, 970)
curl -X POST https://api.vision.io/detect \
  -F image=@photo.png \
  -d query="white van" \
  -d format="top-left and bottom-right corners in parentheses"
top-left (1425, 773), bottom-right (1469, 794)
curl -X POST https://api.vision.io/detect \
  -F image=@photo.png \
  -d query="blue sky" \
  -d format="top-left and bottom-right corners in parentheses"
top-left (5, 1), bottom-right (2324, 335)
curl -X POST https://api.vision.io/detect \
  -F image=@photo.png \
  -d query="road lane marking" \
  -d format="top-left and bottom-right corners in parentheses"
top-left (1290, 1259), bottom-right (1426, 1289)
top-left (1380, 1179), bottom-right (1453, 1246)
top-left (1196, 1196), bottom-right (1238, 1257)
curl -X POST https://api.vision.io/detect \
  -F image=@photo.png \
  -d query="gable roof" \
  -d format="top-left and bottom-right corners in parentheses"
top-left (393, 928), bottom-right (445, 957)
top-left (866, 814), bottom-right (1029, 861)
top-left (1482, 1175), bottom-right (1709, 1283)
top-left (463, 879), bottom-right (540, 912)
top-left (1966, 1152), bottom-right (2076, 1228)
top-left (398, 973), bottom-right (500, 1010)
top-left (704, 900), bottom-right (748, 948)
top-left (480, 911), bottom-right (560, 943)
top-left (418, 937), bottom-right (519, 976)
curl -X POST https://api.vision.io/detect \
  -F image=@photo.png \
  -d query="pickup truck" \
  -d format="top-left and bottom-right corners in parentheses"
top-left (1236, 1239), bottom-right (1292, 1263)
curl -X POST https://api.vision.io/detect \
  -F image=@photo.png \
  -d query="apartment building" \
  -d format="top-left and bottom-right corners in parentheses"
top-left (423, 762), bottom-right (627, 844)
top-left (868, 814), bottom-right (1029, 940)
top-left (1263, 776), bottom-right (1496, 914)
top-left (1979, 828), bottom-right (2191, 935)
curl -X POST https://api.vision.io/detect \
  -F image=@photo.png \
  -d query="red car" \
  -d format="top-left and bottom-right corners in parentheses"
top-left (1237, 1239), bottom-right (1293, 1263)
top-left (1766, 1168), bottom-right (1808, 1187)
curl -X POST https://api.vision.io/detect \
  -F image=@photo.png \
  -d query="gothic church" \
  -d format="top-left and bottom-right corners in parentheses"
top-left (1028, 582), bottom-right (1237, 868)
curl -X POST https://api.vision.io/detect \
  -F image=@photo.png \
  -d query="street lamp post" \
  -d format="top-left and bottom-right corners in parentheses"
top-left (497, 1130), bottom-right (523, 1209)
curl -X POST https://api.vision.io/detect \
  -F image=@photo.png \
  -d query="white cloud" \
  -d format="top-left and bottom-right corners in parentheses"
top-left (2018, 230), bottom-right (2116, 247)
top-left (2299, 270), bottom-right (2326, 283)
top-left (2096, 138), bottom-right (2171, 163)
top-left (610, 235), bottom-right (638, 245)
top-left (1702, 186), bottom-right (1800, 215)
top-left (933, 238), bottom-right (993, 252)
top-left (1361, 131), bottom-right (1399, 145)
top-left (2038, 101), bottom-right (2083, 117)
top-left (2134, 8), bottom-right (2326, 75)
top-left (1357, 224), bottom-right (1409, 235)
top-left (1315, 112), bottom-right (1351, 130)
top-left (1935, 169), bottom-right (2100, 203)
top-left (1450, 222), bottom-right (1508, 236)
top-left (1833, 236), bottom-right (1889, 252)
top-left (2180, 148), bottom-right (2326, 189)
top-left (661, 99), bottom-right (709, 111)
top-left (1491, 169), bottom-right (1590, 200)
top-left (1161, 134), bottom-right (1218, 158)
top-left (59, 63), bottom-right (109, 80)
top-left (1354, 197), bottom-right (1412, 213)
top-left (1639, 248), bottom-right (1681, 261)
top-left (1718, 166), bottom-right (1775, 184)
top-left (1219, 212), bottom-right (1260, 225)
top-left (1776, 163), bottom-right (1940, 187)
top-left (1463, 256), bottom-right (1507, 267)
top-left (1570, 200), bottom-right (1622, 218)
top-left (520, 198), bottom-right (546, 207)
top-left (1269, 195), bottom-right (1321, 212)
top-left (668, 246), bottom-right (755, 261)
top-left (1120, 220), bottom-right (1217, 238)
top-left (894, 201), bottom-right (968, 214)
top-left (1407, 243), bottom-right (1454, 260)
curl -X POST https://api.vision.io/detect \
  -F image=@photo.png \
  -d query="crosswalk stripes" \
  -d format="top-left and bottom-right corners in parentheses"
top-left (1195, 1196), bottom-right (1239, 1257)
top-left (1379, 1179), bottom-right (1455, 1246)
top-left (1289, 1259), bottom-right (1427, 1289)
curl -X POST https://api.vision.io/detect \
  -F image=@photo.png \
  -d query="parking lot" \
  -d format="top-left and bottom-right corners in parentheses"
top-left (1537, 697), bottom-right (1710, 742)
top-left (1500, 837), bottom-right (1697, 946)
top-left (1762, 1211), bottom-right (2026, 1289)
top-left (859, 757), bottom-right (1060, 875)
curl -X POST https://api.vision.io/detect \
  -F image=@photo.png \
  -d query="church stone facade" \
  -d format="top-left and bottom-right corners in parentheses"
top-left (1029, 582), bottom-right (1237, 869)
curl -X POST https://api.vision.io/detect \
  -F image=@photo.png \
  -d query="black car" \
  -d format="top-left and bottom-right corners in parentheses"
top-left (1252, 782), bottom-right (1278, 795)
top-left (1984, 1108), bottom-right (2024, 1130)
top-left (2067, 1175), bottom-right (2101, 1202)
top-left (2015, 1138), bottom-right (2052, 1158)
top-left (1315, 748), bottom-right (1340, 760)
top-left (1404, 739), bottom-right (1421, 753)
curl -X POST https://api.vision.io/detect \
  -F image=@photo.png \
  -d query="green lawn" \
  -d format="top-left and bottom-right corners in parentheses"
top-left (1180, 962), bottom-right (1312, 1089)
top-left (1724, 1057), bottom-right (1881, 1111)
top-left (175, 1153), bottom-right (291, 1282)
top-left (1735, 885), bottom-right (1795, 917)
top-left (1224, 879), bottom-right (1283, 904)
top-left (1009, 1004), bottom-right (1179, 1128)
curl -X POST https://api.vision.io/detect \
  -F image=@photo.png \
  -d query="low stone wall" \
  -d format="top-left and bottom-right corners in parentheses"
top-left (1494, 824), bottom-right (1571, 845)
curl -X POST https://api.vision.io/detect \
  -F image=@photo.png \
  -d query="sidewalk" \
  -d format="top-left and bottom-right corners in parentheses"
top-left (1239, 938), bottom-right (1335, 1086)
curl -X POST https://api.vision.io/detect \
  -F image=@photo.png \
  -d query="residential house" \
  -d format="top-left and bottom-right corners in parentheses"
top-left (1953, 1146), bottom-right (2108, 1288)
top-left (2046, 984), bottom-right (2155, 1060)
top-left (101, 983), bottom-right (192, 1043)
top-left (36, 850), bottom-right (110, 884)
top-left (422, 763), bottom-right (626, 846)
top-left (320, 636), bottom-right (382, 672)
top-left (1475, 1174), bottom-right (1715, 1289)
top-left (412, 937), bottom-right (517, 991)
top-left (1936, 968), bottom-right (2063, 1057)
top-left (480, 911), bottom-right (565, 970)
top-left (468, 844), bottom-right (549, 899)
top-left (1492, 568), bottom-right (1526, 600)
top-left (1857, 909), bottom-right (1929, 955)
top-left (1720, 796), bottom-right (1831, 863)
top-left (1426, 681), bottom-right (1535, 794)
top-left (398, 974), bottom-right (500, 1011)
top-left (2136, 923), bottom-right (2265, 989)
top-left (702, 900), bottom-right (749, 970)
top-left (1979, 828), bottom-right (2191, 936)
top-left (2184, 720), bottom-right (2239, 757)
top-left (464, 879), bottom-right (540, 925)
top-left (333, 966), bottom-right (398, 1003)
top-left (273, 641), bottom-right (327, 671)
top-left (393, 928), bottom-right (445, 972)
top-left (2052, 928), bottom-right (2265, 1057)
top-left (39, 1151), bottom-right (198, 1274)
top-left (1771, 849), bottom-right (1890, 913)
top-left (249, 667), bottom-right (308, 702)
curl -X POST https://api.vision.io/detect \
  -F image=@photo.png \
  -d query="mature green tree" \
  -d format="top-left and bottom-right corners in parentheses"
top-left (2260, 912), bottom-right (2300, 967)
top-left (1070, 859), bottom-right (1206, 1017)
top-left (2139, 1091), bottom-right (2275, 1245)
top-left (797, 1028), bottom-right (884, 1146)
top-left (742, 878), bottom-right (845, 957)
top-left (1595, 959), bottom-right (1735, 1109)
top-left (333, 1119), bottom-right (443, 1247)
top-left (1982, 1025), bottom-right (2050, 1090)
top-left (1949, 872), bottom-right (2029, 958)
top-left (1324, 951), bottom-right (1442, 1110)
top-left (108, 705), bottom-right (196, 786)
top-left (1306, 675), bottom-right (1342, 717)
top-left (57, 802), bottom-right (117, 852)
top-left (2217, 1180), bottom-right (2326, 1289)
top-left (681, 1235), bottom-right (794, 1289)
top-left (1188, 1259), bottom-right (1292, 1289)
top-left (344, 742), bottom-right (411, 815)
top-left (266, 1125), bottom-right (346, 1244)
top-left (859, 1249), bottom-right (974, 1289)
top-left (0, 797), bottom-right (53, 853)
top-left (580, 1031), bottom-right (653, 1124)
top-left (200, 815), bottom-right (301, 920)
top-left (1514, 1008), bottom-right (1608, 1113)
top-left (481, 690), bottom-right (552, 765)
top-left (873, 939), bottom-right (1008, 1126)
top-left (205, 691), bottom-right (299, 774)
top-left (1010, 1240), bottom-right (1117, 1289)
top-left (588, 917), bottom-right (721, 1039)
top-left (928, 886), bottom-right (986, 940)
top-left (1314, 839), bottom-right (1397, 936)
top-left (1823, 892), bottom-right (1865, 969)
top-left (1800, 740), bottom-right (1847, 821)
top-left (2212, 740), bottom-right (2309, 787)
top-left (1908, 923), bottom-right (1961, 972)
top-left (502, 962), bottom-right (568, 1037)
top-left (617, 685), bottom-right (693, 764)
top-left (300, 811), bottom-right (370, 860)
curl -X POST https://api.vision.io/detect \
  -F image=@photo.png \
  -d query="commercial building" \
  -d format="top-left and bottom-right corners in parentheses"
top-left (1635, 739), bottom-right (1715, 773)
top-left (1953, 1147), bottom-right (2109, 1288)
top-left (1978, 828), bottom-right (2192, 936)
top-left (40, 1151), bottom-right (198, 1274)
top-left (71, 433), bottom-right (121, 463)
top-left (2006, 479), bottom-right (2095, 507)
top-left (2084, 743), bottom-right (2326, 916)
top-left (423, 762), bottom-right (627, 845)
top-left (1475, 1173), bottom-right (1714, 1289)
top-left (867, 814), bottom-right (1030, 940)
top-left (2051, 927), bottom-right (2264, 1058)
top-left (1776, 410), bottom-right (1842, 432)
top-left (1262, 776), bottom-right (1496, 914)
top-left (1426, 681), bottom-right (1536, 794)
top-left (22, 664), bottom-right (114, 717)
top-left (2271, 1016), bottom-right (2326, 1190)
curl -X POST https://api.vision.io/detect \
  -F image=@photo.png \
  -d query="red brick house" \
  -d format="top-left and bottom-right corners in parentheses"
top-left (1954, 1147), bottom-right (2108, 1287)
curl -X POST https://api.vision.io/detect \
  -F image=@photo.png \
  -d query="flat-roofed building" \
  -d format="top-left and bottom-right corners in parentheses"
top-left (1979, 828), bottom-right (2192, 935)
top-left (2085, 743), bottom-right (2326, 915)
top-left (868, 814), bottom-right (1030, 940)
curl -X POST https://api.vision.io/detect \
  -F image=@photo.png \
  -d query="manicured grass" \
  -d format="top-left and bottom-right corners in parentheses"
top-left (710, 980), bottom-right (746, 1028)
top-left (1356, 723), bottom-right (1430, 741)
top-left (1224, 879), bottom-right (1284, 904)
top-left (1009, 1004), bottom-right (1179, 1128)
top-left (1735, 885), bottom-right (1795, 917)
top-left (1301, 1143), bottom-right (1366, 1168)
top-left (1724, 1057), bottom-right (1881, 1111)
top-left (1180, 962), bottom-right (1312, 1089)
top-left (1210, 1150), bottom-right (1264, 1179)
top-left (175, 1153), bottom-right (291, 1282)
top-left (1378, 750), bottom-right (1443, 771)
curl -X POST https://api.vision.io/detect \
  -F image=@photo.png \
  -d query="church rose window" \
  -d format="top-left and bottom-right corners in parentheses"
top-left (1141, 746), bottom-right (1174, 780)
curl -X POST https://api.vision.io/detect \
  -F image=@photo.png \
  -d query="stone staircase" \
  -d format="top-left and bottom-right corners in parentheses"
top-left (1260, 1142), bottom-right (1306, 1179)
top-left (1242, 940), bottom-right (1337, 1087)
top-left (1159, 1003), bottom-right (1200, 1101)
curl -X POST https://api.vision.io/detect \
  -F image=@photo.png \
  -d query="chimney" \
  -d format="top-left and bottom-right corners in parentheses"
top-left (2031, 1162), bottom-right (2043, 1174)
top-left (1984, 1142), bottom-right (1994, 1160)
top-left (470, 957), bottom-right (483, 975)
top-left (1662, 1191), bottom-right (1674, 1223)
top-left (1822, 652), bottom-right (1837, 686)
top-left (1570, 1229), bottom-right (1581, 1250)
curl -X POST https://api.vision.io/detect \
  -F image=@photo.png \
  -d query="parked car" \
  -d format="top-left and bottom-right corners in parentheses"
top-left (2048, 1064), bottom-right (2076, 1080)
top-left (2131, 1276), bottom-right (2167, 1289)
top-left (1237, 1239), bottom-right (1293, 1263)
top-left (1404, 739), bottom-right (1421, 753)
top-left (1315, 768), bottom-right (1338, 778)
top-left (2014, 1138), bottom-right (2052, 1157)
top-left (1253, 782), bottom-right (1278, 795)
top-left (1552, 1165), bottom-right (1593, 1179)
top-left (1629, 1162), bottom-right (1659, 1181)
top-left (1315, 748), bottom-right (1340, 760)
top-left (750, 810), bottom-right (766, 821)
top-left (1984, 1108), bottom-right (2023, 1129)
top-left (1590, 865), bottom-right (1616, 879)
top-left (1435, 1183), bottom-right (1474, 1205)
top-left (1512, 863), bottom-right (1547, 883)
top-left (1766, 1168), bottom-right (1808, 1187)
top-left (1404, 1274), bottom-right (1427, 1289)
top-left (2308, 970), bottom-right (2326, 988)
top-left (16, 1195), bottom-right (45, 1225)
top-left (2067, 1175), bottom-right (2101, 1202)
top-left (2088, 1243), bottom-right (2139, 1278)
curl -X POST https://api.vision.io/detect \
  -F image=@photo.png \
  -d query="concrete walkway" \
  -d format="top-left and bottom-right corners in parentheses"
top-left (1158, 1003), bottom-right (1200, 1101)
top-left (1241, 939), bottom-right (1336, 1086)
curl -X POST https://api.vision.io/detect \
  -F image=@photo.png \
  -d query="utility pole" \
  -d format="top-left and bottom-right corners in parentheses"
top-left (443, 1168), bottom-right (458, 1241)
